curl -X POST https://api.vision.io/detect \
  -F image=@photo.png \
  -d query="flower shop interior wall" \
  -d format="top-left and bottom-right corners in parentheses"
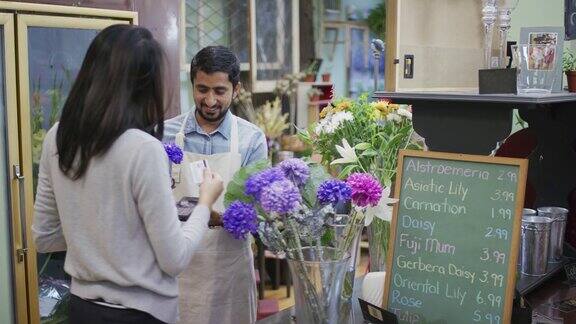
top-left (387, 0), bottom-right (484, 91)
top-left (509, 0), bottom-right (563, 43)
top-left (386, 0), bottom-right (567, 92)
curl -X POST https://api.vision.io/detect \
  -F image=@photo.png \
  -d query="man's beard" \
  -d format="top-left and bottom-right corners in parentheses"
top-left (196, 105), bottom-right (228, 122)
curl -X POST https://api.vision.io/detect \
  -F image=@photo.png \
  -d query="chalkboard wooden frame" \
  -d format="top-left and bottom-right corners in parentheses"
top-left (382, 150), bottom-right (528, 324)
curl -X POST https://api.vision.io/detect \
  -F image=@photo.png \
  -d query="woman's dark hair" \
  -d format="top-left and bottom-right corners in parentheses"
top-left (57, 24), bottom-right (165, 180)
top-left (190, 46), bottom-right (240, 87)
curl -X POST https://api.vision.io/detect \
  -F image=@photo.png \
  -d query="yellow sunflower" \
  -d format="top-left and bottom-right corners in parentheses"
top-left (319, 104), bottom-right (334, 118)
top-left (369, 100), bottom-right (399, 120)
top-left (334, 100), bottom-right (352, 112)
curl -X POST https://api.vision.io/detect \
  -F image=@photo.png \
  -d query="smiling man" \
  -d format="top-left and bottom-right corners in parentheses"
top-left (163, 46), bottom-right (266, 323)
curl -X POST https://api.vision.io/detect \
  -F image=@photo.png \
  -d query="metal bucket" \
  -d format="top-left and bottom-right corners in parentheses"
top-left (537, 207), bottom-right (569, 263)
top-left (521, 216), bottom-right (553, 276)
top-left (518, 208), bottom-right (538, 266)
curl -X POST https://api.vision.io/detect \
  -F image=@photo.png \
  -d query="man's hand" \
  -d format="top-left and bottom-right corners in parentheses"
top-left (198, 169), bottom-right (223, 208)
top-left (208, 210), bottom-right (223, 227)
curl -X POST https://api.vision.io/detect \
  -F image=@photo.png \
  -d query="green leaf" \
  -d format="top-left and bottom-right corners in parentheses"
top-left (383, 178), bottom-right (392, 188)
top-left (338, 164), bottom-right (357, 179)
top-left (223, 159), bottom-right (270, 207)
top-left (302, 163), bottom-right (331, 206)
top-left (321, 228), bottom-right (334, 246)
top-left (361, 149), bottom-right (379, 157)
top-left (354, 142), bottom-right (371, 150)
top-left (297, 126), bottom-right (312, 145)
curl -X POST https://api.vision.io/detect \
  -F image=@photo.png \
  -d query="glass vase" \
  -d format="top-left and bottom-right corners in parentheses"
top-left (512, 44), bottom-right (557, 94)
top-left (326, 214), bottom-right (364, 321)
top-left (287, 247), bottom-right (351, 324)
top-left (367, 217), bottom-right (390, 271)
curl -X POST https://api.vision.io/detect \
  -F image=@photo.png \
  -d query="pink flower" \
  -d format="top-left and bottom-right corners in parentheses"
top-left (346, 173), bottom-right (382, 207)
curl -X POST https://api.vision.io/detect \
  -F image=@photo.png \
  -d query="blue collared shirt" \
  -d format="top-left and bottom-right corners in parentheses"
top-left (163, 109), bottom-right (268, 167)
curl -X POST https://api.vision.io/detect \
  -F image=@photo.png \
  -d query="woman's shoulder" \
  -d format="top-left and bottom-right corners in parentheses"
top-left (119, 129), bottom-right (163, 151)
top-left (41, 123), bottom-right (59, 154)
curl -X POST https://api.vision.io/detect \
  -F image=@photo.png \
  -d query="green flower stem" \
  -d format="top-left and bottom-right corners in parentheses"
top-left (285, 221), bottom-right (326, 323)
top-left (337, 210), bottom-right (364, 259)
top-left (288, 219), bottom-right (304, 261)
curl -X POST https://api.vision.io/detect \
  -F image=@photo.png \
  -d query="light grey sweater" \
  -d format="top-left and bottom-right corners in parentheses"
top-left (32, 125), bottom-right (209, 323)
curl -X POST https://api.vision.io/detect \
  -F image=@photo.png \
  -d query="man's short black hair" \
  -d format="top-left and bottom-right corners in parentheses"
top-left (190, 46), bottom-right (240, 87)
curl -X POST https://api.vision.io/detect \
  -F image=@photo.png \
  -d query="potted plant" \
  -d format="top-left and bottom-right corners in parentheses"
top-left (302, 59), bottom-right (322, 82)
top-left (253, 98), bottom-right (289, 160)
top-left (307, 88), bottom-right (323, 102)
top-left (563, 50), bottom-right (576, 92)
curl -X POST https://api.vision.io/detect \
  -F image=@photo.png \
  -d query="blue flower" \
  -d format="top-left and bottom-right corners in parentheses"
top-left (317, 179), bottom-right (352, 206)
top-left (245, 167), bottom-right (286, 200)
top-left (278, 158), bottom-right (310, 186)
top-left (163, 143), bottom-right (183, 164)
top-left (260, 179), bottom-right (302, 214)
top-left (222, 201), bottom-right (258, 240)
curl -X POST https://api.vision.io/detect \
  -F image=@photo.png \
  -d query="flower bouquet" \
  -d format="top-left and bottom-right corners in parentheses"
top-left (222, 157), bottom-right (384, 323)
top-left (300, 94), bottom-right (421, 271)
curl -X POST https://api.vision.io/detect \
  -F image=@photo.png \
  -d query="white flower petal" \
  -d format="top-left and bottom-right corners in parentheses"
top-left (331, 157), bottom-right (350, 165)
top-left (365, 192), bottom-right (399, 223)
top-left (341, 139), bottom-right (358, 160)
top-left (331, 138), bottom-right (358, 165)
top-left (364, 211), bottom-right (375, 226)
top-left (342, 138), bottom-right (353, 150)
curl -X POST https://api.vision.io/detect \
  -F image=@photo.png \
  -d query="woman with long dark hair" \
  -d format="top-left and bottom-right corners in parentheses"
top-left (32, 24), bottom-right (222, 324)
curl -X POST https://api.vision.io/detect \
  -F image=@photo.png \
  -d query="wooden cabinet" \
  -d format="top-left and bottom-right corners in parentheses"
top-left (0, 3), bottom-right (136, 323)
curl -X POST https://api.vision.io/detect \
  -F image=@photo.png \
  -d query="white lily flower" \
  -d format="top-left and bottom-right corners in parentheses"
top-left (331, 138), bottom-right (358, 165)
top-left (397, 108), bottom-right (413, 120)
top-left (386, 112), bottom-right (402, 123)
top-left (364, 187), bottom-right (399, 226)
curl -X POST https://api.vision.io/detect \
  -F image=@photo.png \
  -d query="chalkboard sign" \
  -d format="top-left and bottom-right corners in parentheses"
top-left (383, 150), bottom-right (527, 324)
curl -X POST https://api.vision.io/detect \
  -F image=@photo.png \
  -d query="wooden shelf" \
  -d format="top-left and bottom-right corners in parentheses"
top-left (308, 99), bottom-right (332, 105)
top-left (374, 91), bottom-right (576, 106)
top-left (300, 81), bottom-right (333, 86)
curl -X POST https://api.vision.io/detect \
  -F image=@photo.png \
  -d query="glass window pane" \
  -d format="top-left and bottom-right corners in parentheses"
top-left (255, 0), bottom-right (293, 80)
top-left (321, 25), bottom-right (345, 95)
top-left (0, 26), bottom-right (15, 324)
top-left (185, 0), bottom-right (249, 63)
top-left (349, 27), bottom-right (371, 98)
top-left (27, 26), bottom-right (99, 323)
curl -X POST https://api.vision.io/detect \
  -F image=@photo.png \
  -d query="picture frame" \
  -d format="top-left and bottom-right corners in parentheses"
top-left (519, 27), bottom-right (564, 92)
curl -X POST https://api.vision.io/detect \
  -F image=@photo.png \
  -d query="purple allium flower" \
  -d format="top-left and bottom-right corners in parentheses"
top-left (258, 222), bottom-right (284, 252)
top-left (163, 143), bottom-right (183, 164)
top-left (245, 167), bottom-right (286, 200)
top-left (222, 201), bottom-right (258, 240)
top-left (289, 205), bottom-right (328, 244)
top-left (260, 179), bottom-right (302, 214)
top-left (317, 179), bottom-right (352, 206)
top-left (346, 173), bottom-right (383, 207)
top-left (278, 158), bottom-right (310, 186)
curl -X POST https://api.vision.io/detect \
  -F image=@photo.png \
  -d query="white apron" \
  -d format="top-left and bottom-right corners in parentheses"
top-left (172, 113), bottom-right (257, 324)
